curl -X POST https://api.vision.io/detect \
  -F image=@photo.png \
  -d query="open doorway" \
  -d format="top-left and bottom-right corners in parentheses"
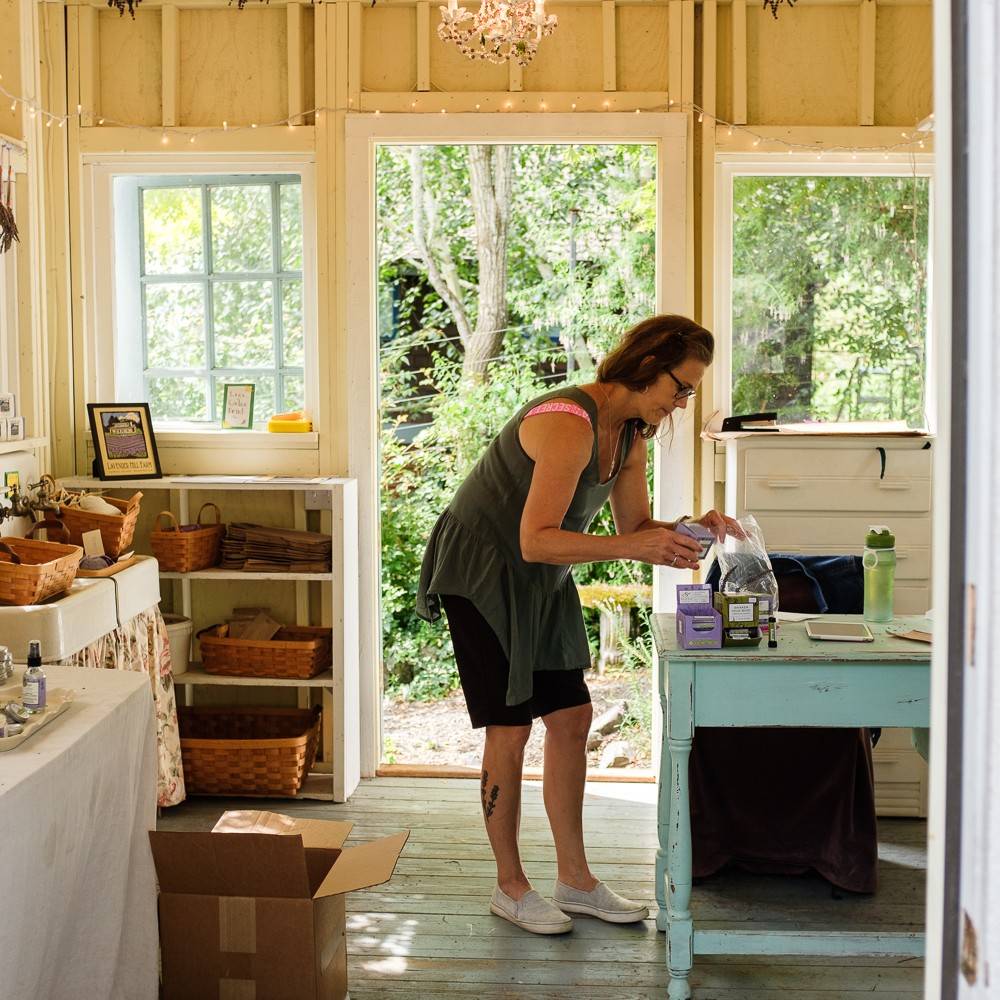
top-left (376, 140), bottom-right (659, 773)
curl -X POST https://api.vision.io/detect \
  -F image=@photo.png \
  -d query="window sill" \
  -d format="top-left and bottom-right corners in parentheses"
top-left (153, 428), bottom-right (319, 450)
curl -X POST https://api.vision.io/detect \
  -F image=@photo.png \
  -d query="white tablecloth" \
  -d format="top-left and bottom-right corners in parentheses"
top-left (0, 665), bottom-right (158, 1000)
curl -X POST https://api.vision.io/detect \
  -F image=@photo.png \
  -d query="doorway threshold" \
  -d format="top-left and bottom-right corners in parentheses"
top-left (377, 762), bottom-right (655, 783)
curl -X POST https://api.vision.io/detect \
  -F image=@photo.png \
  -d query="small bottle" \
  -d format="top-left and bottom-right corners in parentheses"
top-left (21, 640), bottom-right (46, 714)
top-left (767, 615), bottom-right (778, 648)
top-left (863, 526), bottom-right (897, 623)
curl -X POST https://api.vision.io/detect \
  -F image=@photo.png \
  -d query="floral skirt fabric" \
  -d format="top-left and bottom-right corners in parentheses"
top-left (57, 606), bottom-right (186, 807)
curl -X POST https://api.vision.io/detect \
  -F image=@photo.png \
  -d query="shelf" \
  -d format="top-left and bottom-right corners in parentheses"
top-left (161, 568), bottom-right (333, 581)
top-left (0, 437), bottom-right (47, 455)
top-left (174, 664), bottom-right (335, 687)
top-left (60, 475), bottom-right (350, 492)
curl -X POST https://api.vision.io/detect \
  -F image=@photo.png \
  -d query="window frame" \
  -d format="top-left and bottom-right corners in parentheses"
top-left (133, 174), bottom-right (305, 427)
top-left (81, 153), bottom-right (318, 444)
top-left (714, 153), bottom-right (936, 432)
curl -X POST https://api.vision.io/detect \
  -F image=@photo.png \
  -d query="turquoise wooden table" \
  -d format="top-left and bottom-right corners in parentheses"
top-left (651, 613), bottom-right (931, 1000)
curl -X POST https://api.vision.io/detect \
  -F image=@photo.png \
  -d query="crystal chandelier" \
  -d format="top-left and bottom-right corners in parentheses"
top-left (438, 0), bottom-right (558, 68)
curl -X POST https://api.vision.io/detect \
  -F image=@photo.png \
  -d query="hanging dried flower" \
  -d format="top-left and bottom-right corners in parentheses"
top-left (0, 154), bottom-right (19, 255)
top-left (762, 0), bottom-right (796, 18)
top-left (107, 0), bottom-right (141, 18)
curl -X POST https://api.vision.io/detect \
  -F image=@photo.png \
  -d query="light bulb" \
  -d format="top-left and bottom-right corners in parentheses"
top-left (752, 138), bottom-right (760, 147)
top-left (223, 121), bottom-right (228, 130)
top-left (45, 118), bottom-right (52, 127)
top-left (697, 112), bottom-right (704, 123)
top-left (76, 104), bottom-right (82, 115)
top-left (161, 133), bottom-right (169, 144)
top-left (189, 135), bottom-right (196, 143)
top-left (251, 122), bottom-right (258, 128)
top-left (98, 117), bottom-right (105, 125)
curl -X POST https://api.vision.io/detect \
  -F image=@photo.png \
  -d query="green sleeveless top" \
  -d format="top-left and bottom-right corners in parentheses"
top-left (416, 385), bottom-right (639, 706)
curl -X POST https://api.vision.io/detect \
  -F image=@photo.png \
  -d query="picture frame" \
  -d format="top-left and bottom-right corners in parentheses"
top-left (3, 470), bottom-right (20, 497)
top-left (221, 383), bottom-right (256, 430)
top-left (87, 403), bottom-right (162, 481)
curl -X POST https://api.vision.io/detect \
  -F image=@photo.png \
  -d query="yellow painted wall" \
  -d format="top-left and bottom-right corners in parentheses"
top-left (0, 0), bottom-right (22, 140)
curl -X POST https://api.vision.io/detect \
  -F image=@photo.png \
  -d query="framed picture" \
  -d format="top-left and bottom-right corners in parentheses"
top-left (3, 470), bottom-right (19, 496)
top-left (87, 403), bottom-right (162, 480)
top-left (0, 393), bottom-right (15, 418)
top-left (221, 383), bottom-right (256, 430)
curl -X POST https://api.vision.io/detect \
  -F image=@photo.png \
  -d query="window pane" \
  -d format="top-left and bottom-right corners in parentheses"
top-left (212, 281), bottom-right (275, 368)
top-left (282, 374), bottom-right (304, 413)
top-left (731, 175), bottom-right (929, 426)
top-left (280, 183), bottom-right (303, 272)
top-left (211, 185), bottom-right (272, 273)
top-left (143, 188), bottom-right (203, 274)
top-left (144, 283), bottom-right (207, 369)
top-left (147, 376), bottom-right (210, 422)
top-left (281, 279), bottom-right (304, 367)
top-left (214, 376), bottom-right (274, 428)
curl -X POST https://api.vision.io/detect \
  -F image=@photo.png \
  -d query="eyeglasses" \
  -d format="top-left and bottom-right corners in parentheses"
top-left (666, 370), bottom-right (698, 401)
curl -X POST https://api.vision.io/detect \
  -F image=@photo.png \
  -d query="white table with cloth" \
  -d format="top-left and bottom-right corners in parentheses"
top-left (0, 665), bottom-right (159, 1000)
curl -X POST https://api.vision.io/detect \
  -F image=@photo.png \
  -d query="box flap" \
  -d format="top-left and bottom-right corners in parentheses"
top-left (149, 830), bottom-right (312, 898)
top-left (213, 810), bottom-right (354, 851)
top-left (315, 831), bottom-right (410, 898)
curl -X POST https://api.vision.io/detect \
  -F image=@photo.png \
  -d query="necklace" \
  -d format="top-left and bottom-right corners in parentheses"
top-left (598, 383), bottom-right (626, 484)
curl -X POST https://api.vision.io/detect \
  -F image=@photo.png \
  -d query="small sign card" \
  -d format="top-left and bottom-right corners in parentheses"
top-left (221, 383), bottom-right (255, 430)
top-left (82, 529), bottom-right (106, 558)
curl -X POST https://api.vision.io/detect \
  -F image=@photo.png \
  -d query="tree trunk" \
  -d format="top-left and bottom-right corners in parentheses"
top-left (465, 145), bottom-right (513, 380)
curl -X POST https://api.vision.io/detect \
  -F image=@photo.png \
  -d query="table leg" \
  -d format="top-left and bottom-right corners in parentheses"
top-left (655, 697), bottom-right (672, 931)
top-left (666, 732), bottom-right (694, 1000)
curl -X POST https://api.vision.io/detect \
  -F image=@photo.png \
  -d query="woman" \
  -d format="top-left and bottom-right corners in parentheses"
top-left (416, 314), bottom-right (740, 935)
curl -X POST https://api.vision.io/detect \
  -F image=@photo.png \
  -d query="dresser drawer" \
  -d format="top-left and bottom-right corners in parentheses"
top-left (752, 513), bottom-right (931, 553)
top-left (762, 542), bottom-right (930, 581)
top-left (872, 728), bottom-right (928, 818)
top-left (744, 447), bottom-right (931, 513)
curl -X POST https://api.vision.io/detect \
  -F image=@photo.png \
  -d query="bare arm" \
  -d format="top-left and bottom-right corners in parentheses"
top-left (517, 413), bottom-right (700, 568)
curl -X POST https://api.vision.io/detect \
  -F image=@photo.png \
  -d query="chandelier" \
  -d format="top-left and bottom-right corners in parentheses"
top-left (438, 0), bottom-right (558, 68)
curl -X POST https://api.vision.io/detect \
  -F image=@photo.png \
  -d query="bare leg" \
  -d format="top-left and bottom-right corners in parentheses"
top-left (542, 703), bottom-right (598, 891)
top-left (481, 724), bottom-right (533, 899)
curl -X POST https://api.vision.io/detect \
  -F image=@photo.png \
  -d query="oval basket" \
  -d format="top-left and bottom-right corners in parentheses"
top-left (150, 502), bottom-right (225, 573)
top-left (178, 706), bottom-right (322, 797)
top-left (60, 492), bottom-right (142, 558)
top-left (0, 537), bottom-right (83, 606)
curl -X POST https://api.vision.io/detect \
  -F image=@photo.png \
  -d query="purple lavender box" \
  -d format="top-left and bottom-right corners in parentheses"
top-left (675, 584), bottom-right (723, 649)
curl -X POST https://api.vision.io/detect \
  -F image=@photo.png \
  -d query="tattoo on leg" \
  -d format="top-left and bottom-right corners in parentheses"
top-left (481, 770), bottom-right (500, 821)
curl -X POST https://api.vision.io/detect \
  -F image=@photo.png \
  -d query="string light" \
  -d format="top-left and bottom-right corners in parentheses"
top-left (0, 75), bottom-right (932, 158)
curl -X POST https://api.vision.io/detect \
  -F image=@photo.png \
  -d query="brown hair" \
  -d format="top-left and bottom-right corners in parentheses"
top-left (596, 314), bottom-right (714, 438)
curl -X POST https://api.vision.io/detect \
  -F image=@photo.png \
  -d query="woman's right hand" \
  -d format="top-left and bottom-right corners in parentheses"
top-left (628, 526), bottom-right (702, 569)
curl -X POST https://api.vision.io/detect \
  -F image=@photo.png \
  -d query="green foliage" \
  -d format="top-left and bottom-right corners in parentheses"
top-left (732, 175), bottom-right (930, 425)
top-left (378, 144), bottom-right (658, 697)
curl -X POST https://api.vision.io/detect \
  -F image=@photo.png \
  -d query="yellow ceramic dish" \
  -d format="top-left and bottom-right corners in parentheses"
top-left (267, 411), bottom-right (313, 433)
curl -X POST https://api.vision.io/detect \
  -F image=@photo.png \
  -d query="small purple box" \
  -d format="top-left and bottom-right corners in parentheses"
top-left (676, 584), bottom-right (723, 649)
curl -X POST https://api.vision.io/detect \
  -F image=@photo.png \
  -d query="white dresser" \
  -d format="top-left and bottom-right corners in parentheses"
top-left (722, 433), bottom-right (932, 817)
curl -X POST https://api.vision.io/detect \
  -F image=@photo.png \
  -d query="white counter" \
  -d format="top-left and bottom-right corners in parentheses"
top-left (0, 665), bottom-right (158, 999)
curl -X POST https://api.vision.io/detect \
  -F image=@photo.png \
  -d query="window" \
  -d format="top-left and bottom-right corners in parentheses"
top-left (118, 175), bottom-right (305, 428)
top-left (718, 161), bottom-right (931, 428)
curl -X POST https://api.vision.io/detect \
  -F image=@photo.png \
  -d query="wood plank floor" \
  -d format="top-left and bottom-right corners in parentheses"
top-left (158, 777), bottom-right (926, 998)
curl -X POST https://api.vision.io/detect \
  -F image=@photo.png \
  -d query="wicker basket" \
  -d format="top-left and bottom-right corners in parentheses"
top-left (198, 624), bottom-right (333, 679)
top-left (150, 502), bottom-right (225, 573)
top-left (60, 492), bottom-right (142, 558)
top-left (178, 706), bottom-right (322, 797)
top-left (0, 537), bottom-right (83, 606)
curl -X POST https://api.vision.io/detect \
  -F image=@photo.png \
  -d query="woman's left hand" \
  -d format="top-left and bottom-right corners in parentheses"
top-left (696, 509), bottom-right (745, 542)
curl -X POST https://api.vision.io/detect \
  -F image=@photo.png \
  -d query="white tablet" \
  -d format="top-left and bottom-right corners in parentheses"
top-left (805, 621), bottom-right (875, 642)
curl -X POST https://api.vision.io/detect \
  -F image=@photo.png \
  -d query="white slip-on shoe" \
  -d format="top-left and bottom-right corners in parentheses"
top-left (490, 885), bottom-right (574, 935)
top-left (552, 879), bottom-right (649, 924)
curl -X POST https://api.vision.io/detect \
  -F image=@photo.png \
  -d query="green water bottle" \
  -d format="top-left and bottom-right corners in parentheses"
top-left (863, 525), bottom-right (896, 622)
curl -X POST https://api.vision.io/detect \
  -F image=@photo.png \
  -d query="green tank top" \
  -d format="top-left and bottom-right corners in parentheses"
top-left (416, 385), bottom-right (638, 706)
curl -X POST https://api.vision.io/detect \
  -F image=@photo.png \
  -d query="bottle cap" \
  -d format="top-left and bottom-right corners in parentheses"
top-left (27, 640), bottom-right (42, 665)
top-left (865, 526), bottom-right (895, 549)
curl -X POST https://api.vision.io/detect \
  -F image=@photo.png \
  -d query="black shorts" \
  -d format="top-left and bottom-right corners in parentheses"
top-left (441, 593), bottom-right (592, 729)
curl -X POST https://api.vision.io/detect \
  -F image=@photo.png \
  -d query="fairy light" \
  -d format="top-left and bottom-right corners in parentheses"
top-left (223, 120), bottom-right (228, 131)
top-left (98, 117), bottom-right (104, 125)
top-left (161, 133), bottom-right (168, 144)
top-left (697, 111), bottom-right (704, 123)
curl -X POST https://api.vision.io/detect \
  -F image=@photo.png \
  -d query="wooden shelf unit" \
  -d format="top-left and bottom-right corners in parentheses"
top-left (61, 475), bottom-right (360, 803)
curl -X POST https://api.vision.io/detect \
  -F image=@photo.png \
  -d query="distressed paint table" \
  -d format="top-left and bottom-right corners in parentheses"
top-left (651, 613), bottom-right (931, 1000)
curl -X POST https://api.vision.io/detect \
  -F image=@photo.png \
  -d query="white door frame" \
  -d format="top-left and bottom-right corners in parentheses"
top-left (345, 112), bottom-right (692, 777)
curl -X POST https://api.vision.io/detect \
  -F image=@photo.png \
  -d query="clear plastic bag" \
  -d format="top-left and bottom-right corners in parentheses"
top-left (714, 514), bottom-right (779, 612)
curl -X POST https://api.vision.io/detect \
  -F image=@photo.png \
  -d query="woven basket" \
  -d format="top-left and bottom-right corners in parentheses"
top-left (178, 706), bottom-right (322, 797)
top-left (150, 502), bottom-right (225, 573)
top-left (0, 537), bottom-right (83, 606)
top-left (198, 624), bottom-right (333, 679)
top-left (60, 492), bottom-right (142, 558)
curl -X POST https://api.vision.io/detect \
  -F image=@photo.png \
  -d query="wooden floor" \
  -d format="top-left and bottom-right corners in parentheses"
top-left (158, 777), bottom-right (927, 999)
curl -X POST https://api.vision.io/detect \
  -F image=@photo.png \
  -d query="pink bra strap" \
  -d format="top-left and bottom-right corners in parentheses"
top-left (522, 401), bottom-right (592, 426)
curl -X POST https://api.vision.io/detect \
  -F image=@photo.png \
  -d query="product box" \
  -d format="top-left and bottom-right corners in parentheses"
top-left (713, 592), bottom-right (760, 629)
top-left (675, 583), bottom-right (723, 649)
top-left (149, 810), bottom-right (410, 1000)
top-left (723, 625), bottom-right (763, 648)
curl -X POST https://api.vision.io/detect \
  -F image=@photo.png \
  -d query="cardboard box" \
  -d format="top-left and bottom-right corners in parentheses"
top-left (149, 810), bottom-right (409, 1000)
top-left (675, 583), bottom-right (723, 649)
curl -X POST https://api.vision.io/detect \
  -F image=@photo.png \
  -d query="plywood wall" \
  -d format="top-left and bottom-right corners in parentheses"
top-left (0, 0), bottom-right (22, 139)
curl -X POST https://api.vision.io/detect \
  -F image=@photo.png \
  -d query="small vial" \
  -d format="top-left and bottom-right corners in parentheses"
top-left (767, 616), bottom-right (778, 649)
top-left (22, 640), bottom-right (46, 714)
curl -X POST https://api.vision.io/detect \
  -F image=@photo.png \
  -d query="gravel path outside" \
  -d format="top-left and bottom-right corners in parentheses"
top-left (382, 667), bottom-right (652, 770)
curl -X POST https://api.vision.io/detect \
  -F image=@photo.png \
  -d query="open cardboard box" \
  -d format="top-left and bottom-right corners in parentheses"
top-left (149, 810), bottom-right (409, 1000)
